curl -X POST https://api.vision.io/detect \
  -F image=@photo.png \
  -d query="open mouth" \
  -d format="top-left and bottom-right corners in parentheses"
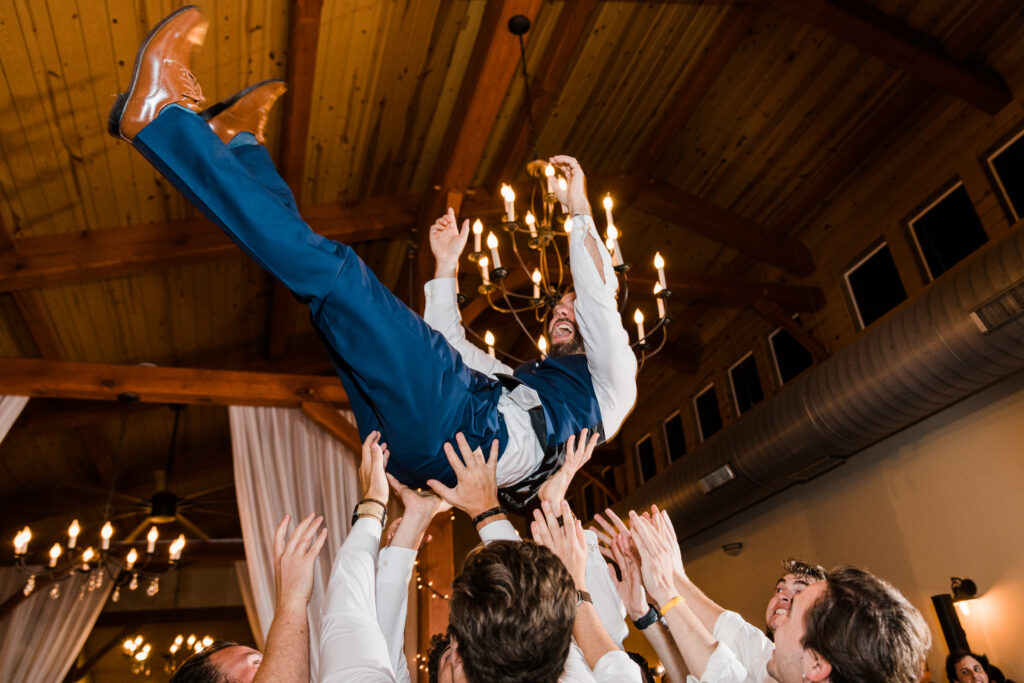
top-left (550, 320), bottom-right (573, 340)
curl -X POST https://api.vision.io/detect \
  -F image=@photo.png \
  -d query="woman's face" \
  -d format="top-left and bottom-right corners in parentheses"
top-left (954, 656), bottom-right (989, 683)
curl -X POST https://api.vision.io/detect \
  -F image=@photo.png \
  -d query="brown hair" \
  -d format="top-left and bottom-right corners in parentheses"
top-left (168, 640), bottom-right (235, 683)
top-left (448, 540), bottom-right (576, 683)
top-left (782, 557), bottom-right (827, 583)
top-left (802, 567), bottom-right (930, 683)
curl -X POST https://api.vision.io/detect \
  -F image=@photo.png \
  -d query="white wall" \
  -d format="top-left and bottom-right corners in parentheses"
top-left (671, 369), bottom-right (1024, 679)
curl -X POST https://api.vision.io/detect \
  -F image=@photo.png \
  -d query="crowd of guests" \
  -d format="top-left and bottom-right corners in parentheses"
top-left (157, 427), bottom-right (1012, 683)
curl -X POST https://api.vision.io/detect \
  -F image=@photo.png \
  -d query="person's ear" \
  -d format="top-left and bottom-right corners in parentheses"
top-left (804, 649), bottom-right (832, 682)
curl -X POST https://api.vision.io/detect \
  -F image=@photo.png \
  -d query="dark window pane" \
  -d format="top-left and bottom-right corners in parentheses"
top-left (910, 185), bottom-right (987, 279)
top-left (663, 413), bottom-right (686, 461)
top-left (636, 435), bottom-right (656, 483)
top-left (695, 386), bottom-right (722, 441)
top-left (729, 354), bottom-right (764, 415)
top-left (847, 244), bottom-right (907, 327)
top-left (771, 329), bottom-right (814, 384)
top-left (991, 133), bottom-right (1024, 220)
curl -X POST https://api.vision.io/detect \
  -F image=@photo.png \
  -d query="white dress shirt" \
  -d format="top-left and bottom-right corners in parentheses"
top-left (423, 213), bottom-right (638, 487)
top-left (709, 611), bottom-right (774, 683)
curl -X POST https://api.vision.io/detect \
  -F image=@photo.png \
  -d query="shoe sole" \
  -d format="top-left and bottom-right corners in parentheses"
top-left (107, 4), bottom-right (205, 141)
top-left (200, 78), bottom-right (287, 121)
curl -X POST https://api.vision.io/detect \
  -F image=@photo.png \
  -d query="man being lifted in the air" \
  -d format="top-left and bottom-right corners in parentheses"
top-left (108, 5), bottom-right (637, 507)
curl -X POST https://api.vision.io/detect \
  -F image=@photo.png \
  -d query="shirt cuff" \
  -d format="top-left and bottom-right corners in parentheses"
top-left (424, 277), bottom-right (457, 298)
top-left (593, 650), bottom-right (642, 680)
top-left (477, 519), bottom-right (519, 543)
top-left (377, 546), bottom-right (417, 582)
top-left (352, 516), bottom-right (384, 542)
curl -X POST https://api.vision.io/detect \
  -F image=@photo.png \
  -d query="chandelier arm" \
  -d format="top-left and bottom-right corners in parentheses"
top-left (617, 271), bottom-right (630, 314)
top-left (463, 325), bottom-right (531, 365)
top-left (503, 287), bottom-right (543, 349)
top-left (549, 234), bottom-right (566, 293)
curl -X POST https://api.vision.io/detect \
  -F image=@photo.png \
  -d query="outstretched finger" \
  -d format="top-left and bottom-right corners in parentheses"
top-left (459, 219), bottom-right (470, 241)
top-left (285, 513), bottom-right (317, 555)
top-left (531, 512), bottom-right (555, 549)
top-left (306, 527), bottom-right (328, 559)
top-left (442, 441), bottom-right (467, 474)
top-left (386, 472), bottom-right (409, 496)
top-left (425, 479), bottom-right (457, 505)
top-left (592, 512), bottom-right (618, 543)
top-left (273, 514), bottom-right (291, 559)
top-left (455, 432), bottom-right (484, 467)
top-left (486, 439), bottom-right (499, 472)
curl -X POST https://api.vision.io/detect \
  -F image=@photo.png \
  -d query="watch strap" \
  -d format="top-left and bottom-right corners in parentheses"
top-left (576, 589), bottom-right (592, 605)
top-left (632, 605), bottom-right (660, 630)
top-left (352, 500), bottom-right (387, 527)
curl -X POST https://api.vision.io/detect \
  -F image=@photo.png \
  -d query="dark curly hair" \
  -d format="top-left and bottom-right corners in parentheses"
top-left (946, 650), bottom-right (1014, 683)
top-left (168, 640), bottom-right (236, 683)
top-left (448, 540), bottom-right (576, 683)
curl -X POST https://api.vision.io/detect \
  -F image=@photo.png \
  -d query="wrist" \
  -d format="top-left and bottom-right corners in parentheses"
top-left (364, 488), bottom-right (388, 504)
top-left (434, 261), bottom-right (458, 279)
top-left (466, 499), bottom-right (501, 519)
top-left (275, 595), bottom-right (310, 613)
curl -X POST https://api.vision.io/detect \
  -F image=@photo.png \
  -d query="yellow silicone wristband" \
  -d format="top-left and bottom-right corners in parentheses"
top-left (660, 595), bottom-right (686, 617)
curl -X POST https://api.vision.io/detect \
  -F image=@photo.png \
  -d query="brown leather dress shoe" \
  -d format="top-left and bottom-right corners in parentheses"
top-left (200, 80), bottom-right (288, 145)
top-left (107, 5), bottom-right (209, 141)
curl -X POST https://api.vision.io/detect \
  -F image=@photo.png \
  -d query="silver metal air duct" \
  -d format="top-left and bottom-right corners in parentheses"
top-left (618, 225), bottom-right (1024, 538)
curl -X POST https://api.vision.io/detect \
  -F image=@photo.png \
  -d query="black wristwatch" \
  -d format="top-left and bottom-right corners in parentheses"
top-left (632, 605), bottom-right (660, 630)
top-left (351, 498), bottom-right (387, 527)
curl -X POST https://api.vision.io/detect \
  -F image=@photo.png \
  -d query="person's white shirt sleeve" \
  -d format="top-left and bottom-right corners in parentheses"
top-left (567, 214), bottom-right (638, 439)
top-left (423, 277), bottom-right (516, 377)
top-left (374, 546), bottom-right (418, 683)
top-left (684, 642), bottom-right (750, 683)
top-left (712, 611), bottom-right (774, 683)
top-left (319, 518), bottom-right (396, 682)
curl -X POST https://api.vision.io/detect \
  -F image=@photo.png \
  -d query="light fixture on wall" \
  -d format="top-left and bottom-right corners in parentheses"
top-left (951, 576), bottom-right (978, 616)
top-left (721, 542), bottom-right (743, 556)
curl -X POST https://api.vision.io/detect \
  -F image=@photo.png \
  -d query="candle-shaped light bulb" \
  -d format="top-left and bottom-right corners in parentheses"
top-left (654, 283), bottom-right (666, 319)
top-left (545, 164), bottom-right (556, 193)
top-left (486, 232), bottom-right (502, 269)
top-left (68, 519), bottom-right (80, 549)
top-left (126, 547), bottom-right (138, 570)
top-left (146, 526), bottom-right (158, 554)
top-left (479, 256), bottom-right (490, 285)
top-left (654, 252), bottom-right (667, 288)
top-left (532, 269), bottom-right (542, 298)
top-left (603, 195), bottom-right (614, 227)
top-left (82, 547), bottom-right (95, 564)
top-left (13, 527), bottom-right (31, 555)
top-left (175, 634), bottom-right (184, 646)
top-left (49, 543), bottom-right (62, 567)
top-left (484, 331), bottom-right (496, 359)
top-left (500, 184), bottom-right (516, 222)
top-left (538, 335), bottom-right (548, 357)
top-left (525, 210), bottom-right (537, 238)
top-left (169, 534), bottom-right (185, 562)
top-left (101, 522), bottom-right (113, 550)
top-left (564, 218), bottom-right (573, 234)
top-left (187, 634), bottom-right (196, 647)
top-left (202, 636), bottom-right (213, 647)
top-left (606, 224), bottom-right (623, 266)
top-left (472, 219), bottom-right (483, 253)
top-left (634, 309), bottom-right (646, 341)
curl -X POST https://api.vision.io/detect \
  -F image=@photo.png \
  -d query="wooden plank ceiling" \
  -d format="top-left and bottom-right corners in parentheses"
top-left (0, 0), bottom-right (1019, 557)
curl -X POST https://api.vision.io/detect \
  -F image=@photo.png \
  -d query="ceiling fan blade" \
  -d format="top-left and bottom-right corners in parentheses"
top-left (124, 517), bottom-right (155, 542)
top-left (181, 483), bottom-right (235, 501)
top-left (106, 511), bottom-right (146, 523)
top-left (186, 507), bottom-right (240, 519)
top-left (175, 513), bottom-right (210, 540)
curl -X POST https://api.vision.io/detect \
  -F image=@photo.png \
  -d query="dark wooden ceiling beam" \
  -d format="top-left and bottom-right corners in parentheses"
top-left (0, 197), bottom-right (417, 293)
top-left (766, 0), bottom-right (1017, 236)
top-left (301, 401), bottom-right (362, 454)
top-left (630, 180), bottom-right (815, 275)
top-left (0, 358), bottom-right (349, 406)
top-left (629, 274), bottom-right (824, 311)
top-left (267, 0), bottom-right (326, 360)
top-left (771, 0), bottom-right (1011, 115)
top-left (753, 300), bottom-right (830, 362)
top-left (629, 3), bottom-right (760, 179)
top-left (415, 0), bottom-right (545, 310)
top-left (484, 0), bottom-right (601, 191)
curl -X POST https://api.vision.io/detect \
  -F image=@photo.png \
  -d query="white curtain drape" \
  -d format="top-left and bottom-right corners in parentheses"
top-left (229, 406), bottom-right (360, 682)
top-left (0, 395), bottom-right (28, 442)
top-left (0, 567), bottom-right (114, 683)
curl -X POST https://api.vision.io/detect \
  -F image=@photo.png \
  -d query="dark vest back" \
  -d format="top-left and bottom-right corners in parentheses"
top-left (511, 354), bottom-right (603, 451)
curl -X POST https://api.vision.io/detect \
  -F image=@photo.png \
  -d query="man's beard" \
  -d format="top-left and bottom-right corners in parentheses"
top-left (549, 321), bottom-right (584, 357)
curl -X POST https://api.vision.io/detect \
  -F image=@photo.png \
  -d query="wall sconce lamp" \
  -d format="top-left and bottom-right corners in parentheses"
top-left (721, 542), bottom-right (743, 556)
top-left (951, 577), bottom-right (978, 616)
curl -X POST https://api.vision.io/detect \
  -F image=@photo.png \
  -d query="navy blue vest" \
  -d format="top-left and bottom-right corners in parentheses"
top-left (495, 354), bottom-right (605, 510)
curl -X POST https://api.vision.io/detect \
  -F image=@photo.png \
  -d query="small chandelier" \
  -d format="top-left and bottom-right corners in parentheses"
top-left (12, 520), bottom-right (185, 602)
top-left (123, 632), bottom-right (215, 676)
top-left (461, 15), bottom-right (672, 365)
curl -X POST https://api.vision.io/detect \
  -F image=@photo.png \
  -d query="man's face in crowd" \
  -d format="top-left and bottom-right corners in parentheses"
top-left (208, 645), bottom-right (263, 683)
top-left (765, 572), bottom-right (816, 636)
top-left (766, 580), bottom-right (828, 683)
top-left (953, 656), bottom-right (989, 683)
top-left (548, 293), bottom-right (584, 357)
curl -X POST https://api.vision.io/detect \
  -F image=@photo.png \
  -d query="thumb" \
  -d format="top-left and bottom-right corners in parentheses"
top-left (425, 479), bottom-right (457, 505)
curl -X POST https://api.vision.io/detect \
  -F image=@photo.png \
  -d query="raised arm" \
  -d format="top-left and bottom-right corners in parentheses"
top-left (253, 513), bottom-right (328, 683)
top-left (548, 156), bottom-right (637, 438)
top-left (423, 208), bottom-right (516, 377)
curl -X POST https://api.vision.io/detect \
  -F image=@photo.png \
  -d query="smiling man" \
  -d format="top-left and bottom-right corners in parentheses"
top-left (765, 559), bottom-right (827, 639)
top-left (110, 6), bottom-right (637, 511)
top-left (766, 566), bottom-right (930, 683)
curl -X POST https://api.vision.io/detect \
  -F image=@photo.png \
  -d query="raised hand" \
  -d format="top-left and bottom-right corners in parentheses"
top-left (548, 155), bottom-right (592, 218)
top-left (591, 507), bottom-right (632, 561)
top-left (272, 513), bottom-right (328, 610)
top-left (425, 433), bottom-right (500, 518)
top-left (538, 428), bottom-right (600, 506)
top-left (650, 505), bottom-right (687, 584)
top-left (358, 431), bottom-right (390, 503)
top-left (629, 510), bottom-right (679, 606)
top-left (531, 499), bottom-right (589, 589)
top-left (608, 535), bottom-right (649, 620)
top-left (429, 207), bottom-right (469, 278)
